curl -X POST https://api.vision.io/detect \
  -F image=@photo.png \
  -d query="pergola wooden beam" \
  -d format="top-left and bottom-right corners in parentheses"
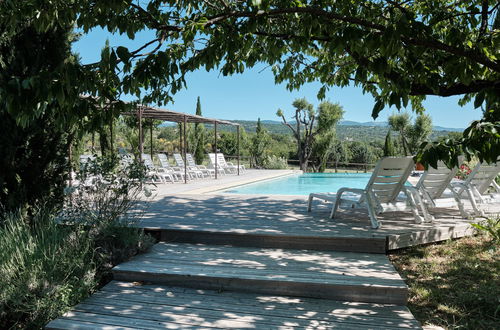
top-left (122, 104), bottom-right (240, 183)
top-left (123, 105), bottom-right (238, 126)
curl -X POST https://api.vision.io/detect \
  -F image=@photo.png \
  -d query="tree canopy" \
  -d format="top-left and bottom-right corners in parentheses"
top-left (1, 0), bottom-right (500, 173)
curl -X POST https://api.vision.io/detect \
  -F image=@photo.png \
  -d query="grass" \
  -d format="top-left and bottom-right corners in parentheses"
top-left (389, 235), bottom-right (499, 329)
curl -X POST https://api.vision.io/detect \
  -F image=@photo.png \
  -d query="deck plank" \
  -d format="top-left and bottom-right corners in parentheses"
top-left (113, 243), bottom-right (408, 304)
top-left (133, 194), bottom-right (482, 252)
top-left (46, 281), bottom-right (421, 329)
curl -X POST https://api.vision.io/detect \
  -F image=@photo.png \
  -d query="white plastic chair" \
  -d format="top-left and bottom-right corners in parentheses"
top-left (308, 157), bottom-right (423, 229)
top-left (407, 159), bottom-right (470, 222)
top-left (207, 153), bottom-right (228, 176)
top-left (156, 153), bottom-right (189, 182)
top-left (173, 153), bottom-right (204, 178)
top-left (453, 160), bottom-right (500, 216)
top-left (141, 153), bottom-right (175, 183)
top-left (186, 153), bottom-right (215, 178)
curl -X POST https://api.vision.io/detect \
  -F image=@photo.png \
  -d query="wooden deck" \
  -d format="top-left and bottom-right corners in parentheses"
top-left (48, 174), bottom-right (496, 328)
top-left (133, 194), bottom-right (482, 253)
top-left (113, 243), bottom-right (408, 305)
top-left (47, 281), bottom-right (421, 329)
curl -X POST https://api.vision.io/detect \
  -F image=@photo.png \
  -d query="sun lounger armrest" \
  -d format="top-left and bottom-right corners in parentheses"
top-left (450, 180), bottom-right (466, 195)
top-left (338, 188), bottom-right (364, 195)
top-left (491, 180), bottom-right (500, 193)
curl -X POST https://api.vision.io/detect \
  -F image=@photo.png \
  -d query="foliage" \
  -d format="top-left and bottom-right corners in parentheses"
top-left (383, 130), bottom-right (396, 157)
top-left (249, 118), bottom-right (270, 167)
top-left (348, 141), bottom-right (378, 165)
top-left (262, 155), bottom-right (288, 170)
top-left (277, 98), bottom-right (343, 171)
top-left (0, 22), bottom-right (75, 212)
top-left (217, 131), bottom-right (239, 156)
top-left (471, 218), bottom-right (500, 246)
top-left (417, 106), bottom-right (500, 169)
top-left (62, 156), bottom-right (147, 226)
top-left (0, 156), bottom-right (154, 328)
top-left (311, 102), bottom-right (344, 172)
top-left (75, 0), bottom-right (498, 164)
top-left (331, 141), bottom-right (351, 169)
top-left (456, 163), bottom-right (473, 180)
top-left (388, 112), bottom-right (433, 155)
top-left (0, 208), bottom-right (95, 328)
top-left (2, 1), bottom-right (500, 188)
top-left (0, 3), bottom-right (130, 212)
top-left (390, 236), bottom-right (499, 329)
top-left (193, 97), bottom-right (206, 164)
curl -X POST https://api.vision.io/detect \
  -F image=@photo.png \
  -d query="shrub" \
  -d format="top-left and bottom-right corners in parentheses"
top-left (0, 156), bottom-right (154, 328)
top-left (262, 155), bottom-right (288, 169)
top-left (0, 209), bottom-right (96, 328)
top-left (471, 217), bottom-right (500, 247)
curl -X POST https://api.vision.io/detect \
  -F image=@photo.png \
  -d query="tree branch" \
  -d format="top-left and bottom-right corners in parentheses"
top-left (478, 0), bottom-right (489, 39)
top-left (279, 113), bottom-right (298, 139)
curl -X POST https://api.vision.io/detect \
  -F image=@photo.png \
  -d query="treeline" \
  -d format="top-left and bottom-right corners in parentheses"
top-left (75, 109), bottom-right (460, 171)
top-left (77, 99), bottom-right (461, 172)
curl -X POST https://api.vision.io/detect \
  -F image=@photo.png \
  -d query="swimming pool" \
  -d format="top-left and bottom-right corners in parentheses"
top-left (223, 173), bottom-right (372, 196)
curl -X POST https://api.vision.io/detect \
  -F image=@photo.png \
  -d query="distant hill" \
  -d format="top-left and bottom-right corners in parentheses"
top-left (232, 119), bottom-right (462, 131)
top-left (159, 119), bottom-right (462, 141)
top-left (227, 119), bottom-right (461, 141)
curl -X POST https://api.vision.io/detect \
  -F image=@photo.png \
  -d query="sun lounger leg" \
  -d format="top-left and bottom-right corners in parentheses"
top-left (365, 191), bottom-right (380, 229)
top-left (405, 188), bottom-right (425, 223)
top-left (466, 186), bottom-right (485, 217)
top-left (331, 189), bottom-right (347, 219)
top-left (307, 194), bottom-right (314, 212)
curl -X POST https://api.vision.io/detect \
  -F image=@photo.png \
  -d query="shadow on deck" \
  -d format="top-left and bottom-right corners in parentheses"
top-left (133, 194), bottom-right (482, 253)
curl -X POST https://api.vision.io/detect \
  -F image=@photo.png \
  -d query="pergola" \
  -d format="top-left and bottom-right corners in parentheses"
top-left (123, 104), bottom-right (241, 183)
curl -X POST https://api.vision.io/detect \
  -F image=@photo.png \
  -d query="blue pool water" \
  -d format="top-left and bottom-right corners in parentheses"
top-left (223, 173), bottom-right (373, 196)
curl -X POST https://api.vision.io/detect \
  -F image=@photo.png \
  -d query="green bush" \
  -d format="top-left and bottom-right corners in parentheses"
top-left (262, 155), bottom-right (289, 169)
top-left (471, 217), bottom-right (500, 247)
top-left (0, 156), bottom-right (155, 328)
top-left (0, 209), bottom-right (95, 328)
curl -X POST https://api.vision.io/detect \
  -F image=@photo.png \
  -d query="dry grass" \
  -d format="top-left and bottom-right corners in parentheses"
top-left (390, 235), bottom-right (499, 329)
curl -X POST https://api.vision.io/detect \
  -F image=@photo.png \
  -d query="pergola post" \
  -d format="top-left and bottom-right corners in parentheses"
top-left (138, 106), bottom-right (143, 162)
top-left (183, 115), bottom-right (187, 184)
top-left (237, 125), bottom-right (240, 176)
top-left (150, 119), bottom-right (154, 159)
top-left (214, 121), bottom-right (218, 179)
top-left (179, 122), bottom-right (182, 154)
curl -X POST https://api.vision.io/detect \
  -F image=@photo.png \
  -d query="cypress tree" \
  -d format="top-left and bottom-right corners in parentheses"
top-left (193, 97), bottom-right (205, 164)
top-left (384, 130), bottom-right (396, 157)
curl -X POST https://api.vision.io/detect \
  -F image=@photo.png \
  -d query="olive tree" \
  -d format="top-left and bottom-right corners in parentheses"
top-left (277, 99), bottom-right (343, 171)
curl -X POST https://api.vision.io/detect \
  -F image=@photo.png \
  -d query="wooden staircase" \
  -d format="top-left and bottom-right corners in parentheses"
top-left (113, 243), bottom-right (408, 305)
top-left (47, 237), bottom-right (421, 329)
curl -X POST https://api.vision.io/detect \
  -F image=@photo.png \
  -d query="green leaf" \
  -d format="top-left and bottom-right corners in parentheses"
top-left (116, 46), bottom-right (131, 62)
top-left (372, 100), bottom-right (384, 119)
top-left (474, 91), bottom-right (485, 108)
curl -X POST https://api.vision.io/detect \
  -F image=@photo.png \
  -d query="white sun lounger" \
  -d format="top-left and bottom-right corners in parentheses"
top-left (156, 153), bottom-right (189, 182)
top-left (453, 160), bottom-right (500, 216)
top-left (186, 153), bottom-right (215, 178)
top-left (407, 159), bottom-right (470, 222)
top-left (208, 153), bottom-right (244, 174)
top-left (207, 153), bottom-right (228, 175)
top-left (307, 157), bottom-right (424, 229)
top-left (173, 153), bottom-right (204, 178)
top-left (141, 153), bottom-right (175, 183)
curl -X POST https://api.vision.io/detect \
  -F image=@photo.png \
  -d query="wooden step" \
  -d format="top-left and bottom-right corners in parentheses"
top-left (148, 228), bottom-right (388, 253)
top-left (112, 243), bottom-right (408, 305)
top-left (47, 281), bottom-right (421, 329)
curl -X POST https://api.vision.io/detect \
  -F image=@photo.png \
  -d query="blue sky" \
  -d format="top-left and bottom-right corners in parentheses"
top-left (74, 29), bottom-right (482, 129)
